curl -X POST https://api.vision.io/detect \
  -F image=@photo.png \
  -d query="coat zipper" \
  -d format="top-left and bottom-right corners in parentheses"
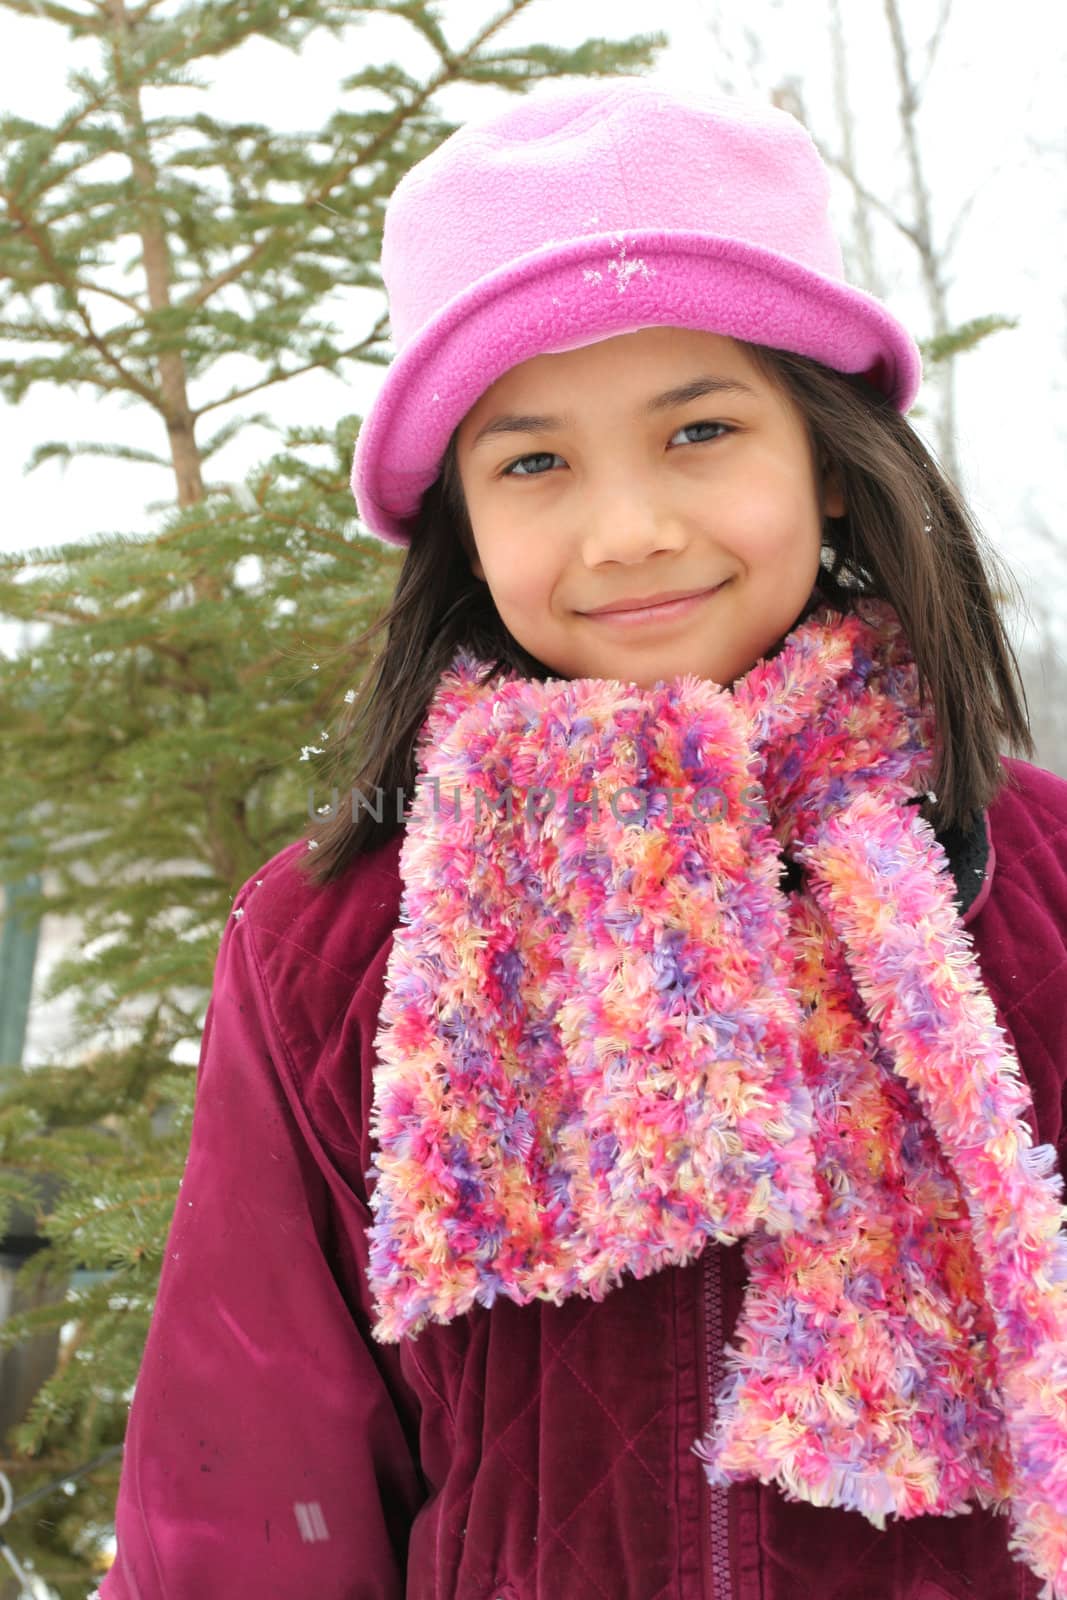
top-left (702, 1244), bottom-right (730, 1600)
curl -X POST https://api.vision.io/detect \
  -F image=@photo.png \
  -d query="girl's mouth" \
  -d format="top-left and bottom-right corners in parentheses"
top-left (581, 581), bottom-right (727, 628)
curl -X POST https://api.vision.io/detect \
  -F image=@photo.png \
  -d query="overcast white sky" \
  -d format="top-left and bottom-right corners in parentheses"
top-left (2, 0), bottom-right (1065, 653)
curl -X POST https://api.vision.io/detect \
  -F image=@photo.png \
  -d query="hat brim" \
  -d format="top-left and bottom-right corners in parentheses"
top-left (351, 230), bottom-right (922, 546)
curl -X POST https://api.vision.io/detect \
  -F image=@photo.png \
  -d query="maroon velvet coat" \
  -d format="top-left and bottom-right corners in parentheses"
top-left (100, 756), bottom-right (1067, 1600)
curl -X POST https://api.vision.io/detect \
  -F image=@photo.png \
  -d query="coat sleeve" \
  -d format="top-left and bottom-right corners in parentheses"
top-left (98, 871), bottom-right (427, 1600)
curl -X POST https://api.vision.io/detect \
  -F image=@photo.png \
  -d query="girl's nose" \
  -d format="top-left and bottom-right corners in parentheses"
top-left (579, 494), bottom-right (688, 566)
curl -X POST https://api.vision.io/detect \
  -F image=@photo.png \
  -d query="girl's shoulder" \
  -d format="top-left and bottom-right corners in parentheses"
top-left (227, 830), bottom-right (406, 1053)
top-left (995, 751), bottom-right (1067, 807)
top-left (233, 828), bottom-right (405, 943)
top-left (222, 830), bottom-right (409, 1202)
top-left (978, 756), bottom-right (1067, 1146)
top-left (981, 755), bottom-right (1067, 938)
top-left (987, 754), bottom-right (1067, 878)
top-left (976, 754), bottom-right (1067, 985)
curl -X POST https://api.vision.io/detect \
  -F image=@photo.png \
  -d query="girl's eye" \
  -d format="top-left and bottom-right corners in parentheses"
top-left (502, 450), bottom-right (561, 478)
top-left (672, 420), bottom-right (731, 447)
top-left (499, 421), bottom-right (732, 478)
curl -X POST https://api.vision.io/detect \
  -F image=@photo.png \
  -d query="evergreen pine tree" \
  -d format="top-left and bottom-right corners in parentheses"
top-left (0, 4), bottom-right (665, 1589)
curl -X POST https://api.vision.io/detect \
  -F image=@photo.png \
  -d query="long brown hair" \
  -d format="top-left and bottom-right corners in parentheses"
top-left (298, 344), bottom-right (1033, 886)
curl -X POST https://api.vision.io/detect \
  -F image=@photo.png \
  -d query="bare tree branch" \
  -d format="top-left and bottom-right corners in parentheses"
top-left (915, 0), bottom-right (953, 104)
top-left (811, 145), bottom-right (923, 251)
top-left (883, 0), bottom-right (961, 483)
top-left (827, 0), bottom-right (883, 296)
top-left (940, 188), bottom-right (981, 272)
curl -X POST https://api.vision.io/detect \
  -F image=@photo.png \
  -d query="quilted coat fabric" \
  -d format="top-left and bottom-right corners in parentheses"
top-left (99, 755), bottom-right (1067, 1600)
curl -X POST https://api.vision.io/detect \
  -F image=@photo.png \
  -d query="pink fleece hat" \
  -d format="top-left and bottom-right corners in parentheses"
top-left (351, 76), bottom-right (923, 547)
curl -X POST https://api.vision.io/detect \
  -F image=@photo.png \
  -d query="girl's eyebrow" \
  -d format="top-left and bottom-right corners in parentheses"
top-left (467, 375), bottom-right (759, 451)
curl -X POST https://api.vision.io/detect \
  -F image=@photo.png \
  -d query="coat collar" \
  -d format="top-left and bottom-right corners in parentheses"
top-left (942, 805), bottom-right (993, 922)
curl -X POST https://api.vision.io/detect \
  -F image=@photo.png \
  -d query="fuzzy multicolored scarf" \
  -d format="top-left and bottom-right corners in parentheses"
top-left (365, 598), bottom-right (1067, 1598)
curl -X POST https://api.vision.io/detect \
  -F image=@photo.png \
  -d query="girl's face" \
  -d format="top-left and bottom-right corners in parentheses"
top-left (455, 327), bottom-right (845, 689)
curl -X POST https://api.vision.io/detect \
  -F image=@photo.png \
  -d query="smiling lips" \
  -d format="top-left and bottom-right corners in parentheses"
top-left (580, 582), bottom-right (726, 626)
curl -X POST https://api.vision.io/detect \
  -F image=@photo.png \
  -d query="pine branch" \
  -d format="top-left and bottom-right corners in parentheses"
top-left (921, 313), bottom-right (1018, 364)
top-left (0, 0), bottom-right (103, 29)
top-left (198, 410), bottom-right (275, 459)
top-left (193, 317), bottom-right (388, 416)
top-left (0, 188), bottom-right (164, 407)
top-left (26, 440), bottom-right (172, 473)
top-left (75, 278), bottom-right (146, 313)
top-left (184, 0), bottom-right (539, 311)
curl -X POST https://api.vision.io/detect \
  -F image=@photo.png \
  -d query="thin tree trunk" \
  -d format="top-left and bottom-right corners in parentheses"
top-left (828, 0), bottom-right (882, 297)
top-left (882, 0), bottom-right (961, 486)
top-left (105, 0), bottom-right (204, 509)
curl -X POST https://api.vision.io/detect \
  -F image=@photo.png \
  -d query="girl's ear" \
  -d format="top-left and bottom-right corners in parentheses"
top-left (821, 459), bottom-right (846, 520)
top-left (470, 553), bottom-right (485, 581)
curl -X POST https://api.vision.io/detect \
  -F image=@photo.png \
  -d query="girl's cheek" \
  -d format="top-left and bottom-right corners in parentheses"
top-left (734, 490), bottom-right (816, 547)
top-left (492, 555), bottom-right (550, 603)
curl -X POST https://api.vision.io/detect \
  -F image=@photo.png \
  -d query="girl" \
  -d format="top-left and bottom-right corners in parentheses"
top-left (100, 78), bottom-right (1067, 1600)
